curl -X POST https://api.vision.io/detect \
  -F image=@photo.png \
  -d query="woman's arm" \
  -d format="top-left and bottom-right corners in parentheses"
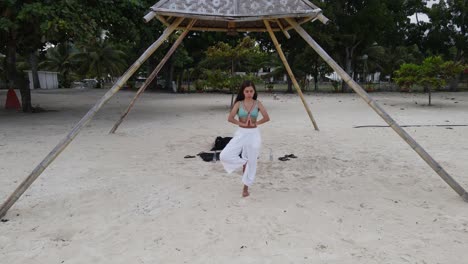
top-left (228, 102), bottom-right (244, 126)
top-left (256, 101), bottom-right (270, 125)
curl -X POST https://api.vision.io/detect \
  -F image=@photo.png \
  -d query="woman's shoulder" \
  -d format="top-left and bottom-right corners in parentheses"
top-left (256, 100), bottom-right (266, 109)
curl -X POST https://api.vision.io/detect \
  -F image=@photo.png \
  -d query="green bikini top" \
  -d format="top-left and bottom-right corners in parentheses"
top-left (238, 100), bottom-right (259, 118)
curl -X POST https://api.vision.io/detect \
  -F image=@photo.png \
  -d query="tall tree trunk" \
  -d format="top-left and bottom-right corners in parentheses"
top-left (187, 70), bottom-right (191, 92)
top-left (428, 87), bottom-right (432, 106)
top-left (164, 60), bottom-right (172, 90)
top-left (230, 93), bottom-right (235, 109)
top-left (449, 73), bottom-right (462, 92)
top-left (97, 67), bottom-right (102, 89)
top-left (313, 66), bottom-right (319, 91)
top-left (148, 56), bottom-right (158, 90)
top-left (342, 47), bottom-right (353, 92)
top-left (6, 38), bottom-right (17, 90)
top-left (286, 75), bottom-right (293, 93)
top-left (6, 33), bottom-right (33, 112)
top-left (18, 73), bottom-right (32, 112)
top-left (230, 58), bottom-right (236, 108)
top-left (303, 77), bottom-right (308, 91)
top-left (449, 48), bottom-right (464, 91)
top-left (169, 60), bottom-right (175, 92)
top-left (29, 50), bottom-right (41, 89)
top-left (63, 70), bottom-right (69, 89)
top-left (342, 40), bottom-right (361, 92)
top-left (177, 69), bottom-right (183, 92)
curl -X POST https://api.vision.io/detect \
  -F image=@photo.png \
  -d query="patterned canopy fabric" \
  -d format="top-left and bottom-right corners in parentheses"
top-left (148, 0), bottom-right (323, 32)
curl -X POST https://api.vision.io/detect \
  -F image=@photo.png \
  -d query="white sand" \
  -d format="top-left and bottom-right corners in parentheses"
top-left (1, 88), bottom-right (467, 263)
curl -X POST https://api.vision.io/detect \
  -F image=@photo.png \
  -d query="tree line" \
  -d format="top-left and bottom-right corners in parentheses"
top-left (1, 0), bottom-right (466, 112)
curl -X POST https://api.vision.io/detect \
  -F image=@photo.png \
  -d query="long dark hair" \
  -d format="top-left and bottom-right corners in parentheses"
top-left (235, 80), bottom-right (257, 103)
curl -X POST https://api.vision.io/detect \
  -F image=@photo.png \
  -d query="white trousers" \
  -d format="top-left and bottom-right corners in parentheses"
top-left (220, 127), bottom-right (261, 186)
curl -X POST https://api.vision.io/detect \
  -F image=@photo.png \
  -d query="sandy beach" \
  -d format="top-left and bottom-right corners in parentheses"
top-left (1, 88), bottom-right (467, 263)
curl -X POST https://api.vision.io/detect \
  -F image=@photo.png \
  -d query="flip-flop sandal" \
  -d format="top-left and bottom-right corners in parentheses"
top-left (278, 157), bottom-right (290, 161)
top-left (286, 154), bottom-right (298, 158)
top-left (184, 155), bottom-right (196, 158)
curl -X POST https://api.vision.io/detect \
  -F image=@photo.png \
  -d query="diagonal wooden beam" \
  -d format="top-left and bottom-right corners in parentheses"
top-left (0, 17), bottom-right (185, 219)
top-left (110, 19), bottom-right (196, 134)
top-left (275, 19), bottom-right (291, 39)
top-left (264, 19), bottom-right (319, 131)
top-left (285, 17), bottom-right (468, 202)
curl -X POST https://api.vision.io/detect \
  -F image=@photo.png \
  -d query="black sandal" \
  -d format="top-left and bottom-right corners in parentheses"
top-left (286, 154), bottom-right (298, 158)
top-left (278, 157), bottom-right (290, 161)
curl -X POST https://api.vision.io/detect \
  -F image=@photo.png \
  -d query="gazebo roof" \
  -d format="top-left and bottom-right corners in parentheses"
top-left (144, 0), bottom-right (328, 32)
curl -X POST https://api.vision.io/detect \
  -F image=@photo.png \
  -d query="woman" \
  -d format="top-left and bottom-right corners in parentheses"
top-left (220, 80), bottom-right (270, 197)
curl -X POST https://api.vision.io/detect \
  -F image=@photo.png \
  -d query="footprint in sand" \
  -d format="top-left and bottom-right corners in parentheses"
top-left (276, 187), bottom-right (290, 192)
top-left (263, 215), bottom-right (283, 241)
top-left (50, 230), bottom-right (74, 247)
top-left (316, 244), bottom-right (328, 251)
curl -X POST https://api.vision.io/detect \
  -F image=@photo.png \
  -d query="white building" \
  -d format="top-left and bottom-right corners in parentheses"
top-left (25, 71), bottom-right (59, 89)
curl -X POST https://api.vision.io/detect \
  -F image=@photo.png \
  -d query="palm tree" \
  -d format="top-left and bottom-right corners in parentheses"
top-left (40, 42), bottom-right (78, 88)
top-left (73, 38), bottom-right (127, 87)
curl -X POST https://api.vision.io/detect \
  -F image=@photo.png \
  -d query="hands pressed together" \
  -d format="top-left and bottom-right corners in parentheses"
top-left (239, 118), bottom-right (257, 128)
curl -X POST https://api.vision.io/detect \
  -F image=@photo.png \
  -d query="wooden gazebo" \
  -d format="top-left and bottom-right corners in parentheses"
top-left (1, 0), bottom-right (466, 218)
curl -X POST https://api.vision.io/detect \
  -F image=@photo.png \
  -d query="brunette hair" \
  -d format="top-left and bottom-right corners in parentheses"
top-left (235, 80), bottom-right (257, 103)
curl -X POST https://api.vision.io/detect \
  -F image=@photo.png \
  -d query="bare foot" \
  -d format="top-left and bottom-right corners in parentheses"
top-left (242, 185), bottom-right (249, 197)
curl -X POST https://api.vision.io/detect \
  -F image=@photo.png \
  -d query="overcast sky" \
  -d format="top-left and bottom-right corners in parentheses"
top-left (409, 0), bottom-right (439, 23)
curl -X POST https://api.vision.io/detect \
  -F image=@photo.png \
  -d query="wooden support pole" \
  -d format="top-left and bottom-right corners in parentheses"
top-left (275, 19), bottom-right (291, 39)
top-left (156, 15), bottom-right (169, 26)
top-left (0, 17), bottom-right (185, 219)
top-left (109, 19), bottom-right (196, 134)
top-left (316, 14), bottom-right (330, 25)
top-left (264, 19), bottom-right (320, 131)
top-left (285, 17), bottom-right (468, 202)
top-left (143, 12), bottom-right (157, 23)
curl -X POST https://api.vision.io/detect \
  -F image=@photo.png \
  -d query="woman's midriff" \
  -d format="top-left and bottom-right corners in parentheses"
top-left (239, 117), bottom-right (257, 128)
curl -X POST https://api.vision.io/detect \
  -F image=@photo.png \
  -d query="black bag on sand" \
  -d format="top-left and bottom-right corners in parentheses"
top-left (211, 136), bottom-right (232, 151)
top-left (198, 152), bottom-right (220, 162)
